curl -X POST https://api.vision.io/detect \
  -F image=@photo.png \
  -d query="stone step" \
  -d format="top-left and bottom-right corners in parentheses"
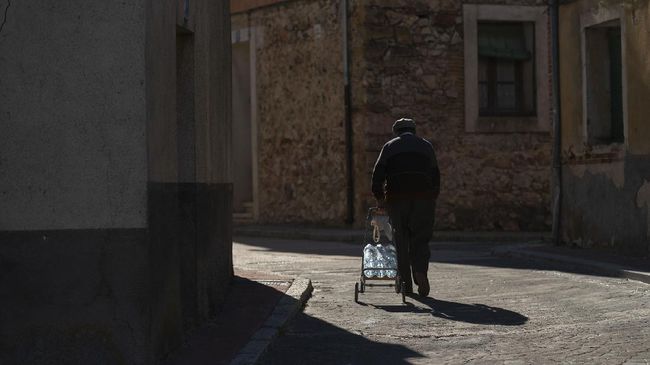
top-left (233, 211), bottom-right (254, 223)
top-left (233, 212), bottom-right (254, 219)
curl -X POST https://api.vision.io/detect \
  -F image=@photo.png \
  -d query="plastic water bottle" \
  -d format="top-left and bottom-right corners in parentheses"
top-left (385, 244), bottom-right (397, 278)
top-left (363, 244), bottom-right (373, 277)
top-left (372, 245), bottom-right (381, 277)
top-left (375, 244), bottom-right (384, 278)
top-left (363, 244), bottom-right (376, 278)
top-left (376, 244), bottom-right (387, 278)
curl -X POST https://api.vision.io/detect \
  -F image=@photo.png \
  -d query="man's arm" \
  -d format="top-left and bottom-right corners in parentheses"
top-left (371, 146), bottom-right (388, 202)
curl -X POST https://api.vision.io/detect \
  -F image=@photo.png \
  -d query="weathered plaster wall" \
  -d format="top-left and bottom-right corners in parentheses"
top-left (562, 156), bottom-right (650, 254)
top-left (0, 1), bottom-right (149, 363)
top-left (623, 1), bottom-right (650, 155)
top-left (233, 0), bottom-right (348, 224)
top-left (0, 0), bottom-right (233, 363)
top-left (559, 0), bottom-right (650, 255)
top-left (357, 0), bottom-right (553, 231)
top-left (0, 1), bottom-right (148, 230)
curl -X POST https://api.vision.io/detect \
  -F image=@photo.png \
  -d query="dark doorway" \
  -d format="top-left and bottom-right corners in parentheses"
top-left (231, 41), bottom-right (254, 221)
top-left (585, 20), bottom-right (624, 145)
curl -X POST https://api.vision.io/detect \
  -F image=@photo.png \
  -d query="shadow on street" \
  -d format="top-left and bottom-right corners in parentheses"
top-left (362, 296), bottom-right (527, 326)
top-left (234, 236), bottom-right (627, 280)
top-left (166, 276), bottom-right (286, 365)
top-left (260, 312), bottom-right (423, 365)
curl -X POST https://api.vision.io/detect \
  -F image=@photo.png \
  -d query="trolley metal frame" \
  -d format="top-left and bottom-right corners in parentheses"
top-left (354, 207), bottom-right (406, 304)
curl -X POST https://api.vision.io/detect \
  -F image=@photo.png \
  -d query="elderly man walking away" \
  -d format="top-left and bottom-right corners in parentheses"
top-left (371, 118), bottom-right (440, 297)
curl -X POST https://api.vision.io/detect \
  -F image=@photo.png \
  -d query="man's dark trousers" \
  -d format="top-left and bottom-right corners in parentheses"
top-left (388, 198), bottom-right (435, 292)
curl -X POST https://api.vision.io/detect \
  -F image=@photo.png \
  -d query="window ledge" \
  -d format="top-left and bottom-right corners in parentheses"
top-left (467, 116), bottom-right (549, 133)
top-left (564, 143), bottom-right (626, 165)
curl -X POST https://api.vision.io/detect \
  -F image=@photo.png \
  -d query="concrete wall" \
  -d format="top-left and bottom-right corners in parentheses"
top-left (560, 0), bottom-right (650, 255)
top-left (0, 0), bottom-right (233, 363)
top-left (0, 0), bottom-right (148, 231)
top-left (0, 1), bottom-right (150, 363)
top-left (146, 0), bottom-right (233, 359)
top-left (232, 0), bottom-right (347, 224)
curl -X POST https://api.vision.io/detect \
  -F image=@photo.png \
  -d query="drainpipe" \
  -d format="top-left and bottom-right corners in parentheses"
top-left (342, 0), bottom-right (354, 225)
top-left (550, 0), bottom-right (563, 245)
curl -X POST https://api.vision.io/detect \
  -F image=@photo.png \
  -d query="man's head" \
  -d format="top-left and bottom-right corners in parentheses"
top-left (392, 118), bottom-right (416, 136)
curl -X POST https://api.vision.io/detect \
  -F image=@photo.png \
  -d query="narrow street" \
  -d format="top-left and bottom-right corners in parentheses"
top-left (234, 237), bottom-right (650, 364)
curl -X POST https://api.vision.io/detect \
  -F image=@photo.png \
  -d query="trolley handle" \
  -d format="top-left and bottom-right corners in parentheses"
top-left (366, 206), bottom-right (387, 218)
top-left (363, 207), bottom-right (389, 245)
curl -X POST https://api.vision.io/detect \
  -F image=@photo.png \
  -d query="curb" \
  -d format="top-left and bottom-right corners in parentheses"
top-left (229, 277), bottom-right (313, 365)
top-left (492, 244), bottom-right (650, 285)
top-left (235, 227), bottom-right (362, 243)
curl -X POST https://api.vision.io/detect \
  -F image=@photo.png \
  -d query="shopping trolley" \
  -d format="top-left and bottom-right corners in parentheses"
top-left (354, 207), bottom-right (406, 304)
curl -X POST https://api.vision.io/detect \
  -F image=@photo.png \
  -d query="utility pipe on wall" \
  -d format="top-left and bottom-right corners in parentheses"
top-left (550, 0), bottom-right (563, 245)
top-left (342, 0), bottom-right (354, 225)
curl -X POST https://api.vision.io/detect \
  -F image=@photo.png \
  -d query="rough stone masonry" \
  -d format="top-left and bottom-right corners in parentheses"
top-left (232, 0), bottom-right (552, 231)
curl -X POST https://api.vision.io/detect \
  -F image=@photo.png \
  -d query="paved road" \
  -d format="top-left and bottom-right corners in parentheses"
top-left (233, 237), bottom-right (650, 364)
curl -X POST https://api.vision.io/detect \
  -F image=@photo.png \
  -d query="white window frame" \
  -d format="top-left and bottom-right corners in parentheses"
top-left (463, 4), bottom-right (550, 133)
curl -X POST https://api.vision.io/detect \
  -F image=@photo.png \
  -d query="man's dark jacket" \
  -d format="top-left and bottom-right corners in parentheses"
top-left (371, 133), bottom-right (440, 202)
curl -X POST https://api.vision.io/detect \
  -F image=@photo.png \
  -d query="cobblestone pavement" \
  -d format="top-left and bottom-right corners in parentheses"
top-left (233, 237), bottom-right (650, 365)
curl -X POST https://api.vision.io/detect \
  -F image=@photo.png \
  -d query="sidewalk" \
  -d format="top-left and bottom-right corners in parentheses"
top-left (166, 269), bottom-right (312, 365)
top-left (492, 243), bottom-right (650, 284)
top-left (235, 224), bottom-right (551, 243)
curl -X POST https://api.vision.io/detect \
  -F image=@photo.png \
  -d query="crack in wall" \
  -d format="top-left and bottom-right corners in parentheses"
top-left (636, 180), bottom-right (650, 238)
top-left (0, 0), bottom-right (10, 36)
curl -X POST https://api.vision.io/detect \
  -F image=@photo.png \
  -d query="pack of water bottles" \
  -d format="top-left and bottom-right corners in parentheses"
top-left (362, 209), bottom-right (398, 278)
top-left (363, 243), bottom-right (398, 278)
top-left (355, 208), bottom-right (406, 303)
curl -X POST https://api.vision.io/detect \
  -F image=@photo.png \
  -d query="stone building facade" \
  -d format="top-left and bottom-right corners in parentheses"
top-left (231, 0), bottom-right (553, 230)
top-left (559, 0), bottom-right (650, 255)
top-left (0, 0), bottom-right (232, 363)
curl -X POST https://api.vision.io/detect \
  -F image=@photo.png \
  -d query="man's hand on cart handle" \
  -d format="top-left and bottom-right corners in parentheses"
top-left (375, 198), bottom-right (387, 213)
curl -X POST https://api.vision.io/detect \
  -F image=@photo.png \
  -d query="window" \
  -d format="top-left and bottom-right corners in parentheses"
top-left (584, 20), bottom-right (624, 145)
top-left (477, 22), bottom-right (536, 117)
top-left (463, 5), bottom-right (549, 133)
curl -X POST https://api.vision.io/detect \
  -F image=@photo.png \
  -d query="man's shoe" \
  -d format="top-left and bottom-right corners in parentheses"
top-left (414, 272), bottom-right (429, 297)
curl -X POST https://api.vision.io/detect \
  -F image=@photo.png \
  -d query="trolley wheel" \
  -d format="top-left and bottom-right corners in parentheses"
top-left (354, 282), bottom-right (359, 303)
top-left (394, 276), bottom-right (401, 293)
top-left (401, 282), bottom-right (406, 304)
top-left (359, 276), bottom-right (365, 293)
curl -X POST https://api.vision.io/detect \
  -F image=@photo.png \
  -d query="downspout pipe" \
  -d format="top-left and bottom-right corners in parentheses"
top-left (550, 0), bottom-right (563, 245)
top-left (342, 0), bottom-right (354, 225)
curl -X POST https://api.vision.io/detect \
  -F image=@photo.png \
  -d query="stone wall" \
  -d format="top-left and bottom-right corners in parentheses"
top-left (233, 0), bottom-right (348, 224)
top-left (355, 0), bottom-right (553, 231)
top-left (234, 0), bottom-right (553, 230)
